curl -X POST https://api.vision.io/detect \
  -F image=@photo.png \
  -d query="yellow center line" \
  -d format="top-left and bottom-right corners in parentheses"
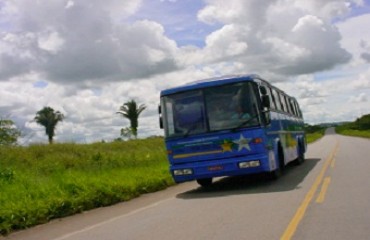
top-left (316, 177), bottom-right (331, 203)
top-left (331, 158), bottom-right (336, 168)
top-left (280, 141), bottom-right (339, 240)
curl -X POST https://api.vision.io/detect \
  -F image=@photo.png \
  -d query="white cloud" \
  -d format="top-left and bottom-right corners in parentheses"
top-left (263, 37), bottom-right (309, 62)
top-left (291, 15), bottom-right (325, 32)
top-left (1, 0), bottom-right (370, 144)
top-left (193, 0), bottom-right (352, 77)
top-left (0, 0), bottom-right (357, 83)
top-left (291, 0), bottom-right (364, 20)
top-left (349, 93), bottom-right (368, 103)
top-left (65, 0), bottom-right (74, 9)
top-left (37, 30), bottom-right (65, 53)
top-left (336, 13), bottom-right (370, 65)
top-left (352, 70), bottom-right (370, 89)
top-left (294, 76), bottom-right (328, 99)
top-left (0, 0), bottom-right (178, 83)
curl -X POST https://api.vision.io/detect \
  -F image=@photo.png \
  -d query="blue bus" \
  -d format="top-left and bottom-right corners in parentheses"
top-left (159, 74), bottom-right (306, 187)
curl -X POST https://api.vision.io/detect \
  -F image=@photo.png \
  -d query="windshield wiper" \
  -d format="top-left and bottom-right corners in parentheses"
top-left (232, 104), bottom-right (263, 131)
top-left (232, 113), bottom-right (261, 131)
top-left (183, 123), bottom-right (198, 138)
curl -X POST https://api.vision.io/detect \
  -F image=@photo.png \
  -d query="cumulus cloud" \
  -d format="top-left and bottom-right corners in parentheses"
top-left (0, 0), bottom-right (369, 143)
top-left (0, 0), bottom-right (357, 84)
top-left (291, 0), bottom-right (364, 20)
top-left (353, 70), bottom-right (370, 89)
top-left (192, 0), bottom-right (353, 77)
top-left (349, 93), bottom-right (368, 103)
top-left (336, 13), bottom-right (370, 65)
top-left (294, 77), bottom-right (328, 99)
top-left (0, 0), bottom-right (178, 84)
top-left (359, 39), bottom-right (370, 62)
top-left (361, 52), bottom-right (370, 62)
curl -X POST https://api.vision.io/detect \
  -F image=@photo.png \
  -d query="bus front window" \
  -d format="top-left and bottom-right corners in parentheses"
top-left (162, 82), bottom-right (260, 138)
top-left (205, 82), bottom-right (259, 131)
top-left (163, 91), bottom-right (207, 137)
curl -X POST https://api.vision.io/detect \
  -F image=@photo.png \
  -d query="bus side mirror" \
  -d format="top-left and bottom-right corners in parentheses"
top-left (158, 105), bottom-right (163, 129)
top-left (260, 86), bottom-right (270, 110)
top-left (262, 95), bottom-right (270, 110)
top-left (260, 86), bottom-right (267, 95)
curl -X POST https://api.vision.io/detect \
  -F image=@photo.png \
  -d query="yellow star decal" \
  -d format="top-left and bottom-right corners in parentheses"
top-left (221, 140), bottom-right (233, 152)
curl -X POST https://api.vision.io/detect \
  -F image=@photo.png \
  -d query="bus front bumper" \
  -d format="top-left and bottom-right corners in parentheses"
top-left (170, 154), bottom-right (272, 183)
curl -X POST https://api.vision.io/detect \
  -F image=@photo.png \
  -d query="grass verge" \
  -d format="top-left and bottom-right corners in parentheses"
top-left (335, 129), bottom-right (370, 139)
top-left (306, 131), bottom-right (325, 144)
top-left (0, 138), bottom-right (174, 235)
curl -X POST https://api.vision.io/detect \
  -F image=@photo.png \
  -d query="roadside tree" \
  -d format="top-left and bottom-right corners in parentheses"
top-left (116, 100), bottom-right (146, 139)
top-left (34, 107), bottom-right (65, 144)
top-left (0, 119), bottom-right (21, 146)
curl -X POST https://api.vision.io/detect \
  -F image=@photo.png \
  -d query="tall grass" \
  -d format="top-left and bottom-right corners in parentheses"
top-left (335, 128), bottom-right (370, 139)
top-left (0, 138), bottom-right (174, 235)
top-left (306, 131), bottom-right (325, 143)
top-left (335, 113), bottom-right (370, 139)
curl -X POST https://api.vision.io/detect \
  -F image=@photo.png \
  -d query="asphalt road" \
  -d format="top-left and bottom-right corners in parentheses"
top-left (3, 129), bottom-right (370, 240)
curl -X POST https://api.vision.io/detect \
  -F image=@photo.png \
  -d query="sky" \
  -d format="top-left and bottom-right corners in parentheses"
top-left (0, 0), bottom-right (369, 145)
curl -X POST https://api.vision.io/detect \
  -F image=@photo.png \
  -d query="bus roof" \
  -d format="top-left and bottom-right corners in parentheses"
top-left (160, 74), bottom-right (261, 96)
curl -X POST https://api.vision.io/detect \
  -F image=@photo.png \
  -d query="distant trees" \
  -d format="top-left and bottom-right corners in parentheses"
top-left (34, 107), bottom-right (65, 144)
top-left (353, 114), bottom-right (370, 130)
top-left (304, 123), bottom-right (325, 134)
top-left (0, 119), bottom-right (21, 146)
top-left (337, 113), bottom-right (370, 131)
top-left (117, 100), bottom-right (146, 139)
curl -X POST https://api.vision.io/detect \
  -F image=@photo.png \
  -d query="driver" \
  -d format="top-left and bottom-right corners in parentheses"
top-left (231, 89), bottom-right (251, 120)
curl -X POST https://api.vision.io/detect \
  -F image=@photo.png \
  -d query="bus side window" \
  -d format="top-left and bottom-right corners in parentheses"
top-left (266, 86), bottom-right (276, 110)
top-left (279, 92), bottom-right (288, 113)
top-left (259, 85), bottom-right (274, 110)
top-left (295, 101), bottom-right (303, 118)
top-left (271, 88), bottom-right (282, 111)
top-left (285, 95), bottom-right (293, 115)
top-left (290, 99), bottom-right (298, 117)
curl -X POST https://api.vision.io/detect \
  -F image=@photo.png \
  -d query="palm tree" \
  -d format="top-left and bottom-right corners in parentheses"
top-left (34, 106), bottom-right (65, 144)
top-left (116, 100), bottom-right (146, 138)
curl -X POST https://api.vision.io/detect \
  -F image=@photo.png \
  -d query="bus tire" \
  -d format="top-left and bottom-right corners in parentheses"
top-left (270, 145), bottom-right (285, 180)
top-left (295, 143), bottom-right (305, 165)
top-left (270, 167), bottom-right (281, 180)
top-left (197, 178), bottom-right (213, 187)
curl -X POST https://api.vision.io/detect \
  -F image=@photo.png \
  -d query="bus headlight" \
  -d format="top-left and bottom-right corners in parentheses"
top-left (238, 160), bottom-right (260, 168)
top-left (173, 169), bottom-right (193, 176)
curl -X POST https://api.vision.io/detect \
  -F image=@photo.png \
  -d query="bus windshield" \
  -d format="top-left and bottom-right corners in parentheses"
top-left (162, 82), bottom-right (260, 138)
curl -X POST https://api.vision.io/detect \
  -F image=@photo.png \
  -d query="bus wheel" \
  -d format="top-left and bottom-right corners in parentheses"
top-left (197, 178), bottom-right (213, 187)
top-left (295, 144), bottom-right (305, 165)
top-left (270, 167), bottom-right (281, 180)
top-left (270, 147), bottom-right (284, 180)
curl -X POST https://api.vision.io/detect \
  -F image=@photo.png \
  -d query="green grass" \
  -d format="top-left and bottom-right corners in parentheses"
top-left (0, 138), bottom-right (174, 235)
top-left (335, 129), bottom-right (370, 139)
top-left (304, 124), bottom-right (326, 144)
top-left (306, 131), bottom-right (325, 144)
